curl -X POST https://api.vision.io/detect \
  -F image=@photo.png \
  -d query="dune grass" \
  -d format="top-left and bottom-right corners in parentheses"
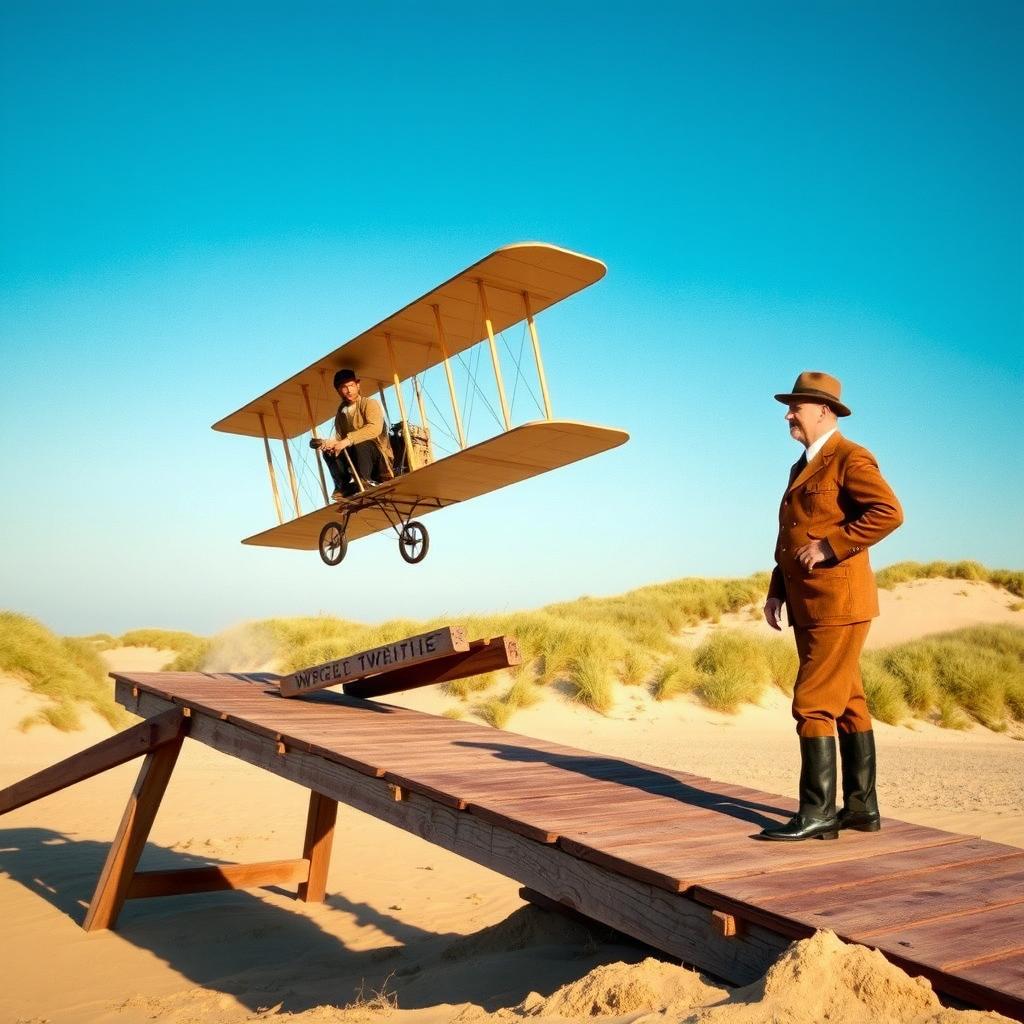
top-left (864, 624), bottom-right (1024, 730)
top-left (0, 612), bottom-right (128, 731)
top-left (876, 560), bottom-right (1024, 598)
top-left (655, 631), bottom-right (796, 712)
top-left (5, 561), bottom-right (1021, 734)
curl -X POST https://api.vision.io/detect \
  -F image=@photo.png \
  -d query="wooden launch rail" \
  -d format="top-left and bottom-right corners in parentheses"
top-left (3, 671), bottom-right (1023, 1020)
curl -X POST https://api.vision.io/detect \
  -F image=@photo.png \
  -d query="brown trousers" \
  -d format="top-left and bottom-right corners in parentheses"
top-left (791, 621), bottom-right (873, 738)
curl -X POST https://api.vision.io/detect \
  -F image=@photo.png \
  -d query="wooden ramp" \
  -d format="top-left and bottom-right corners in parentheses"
top-left (6, 671), bottom-right (1023, 1021)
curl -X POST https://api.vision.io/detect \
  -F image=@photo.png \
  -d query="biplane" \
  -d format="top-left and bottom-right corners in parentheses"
top-left (213, 242), bottom-right (629, 566)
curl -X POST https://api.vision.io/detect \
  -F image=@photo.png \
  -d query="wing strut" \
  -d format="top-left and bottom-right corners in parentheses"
top-left (385, 333), bottom-right (419, 471)
top-left (477, 281), bottom-right (512, 431)
top-left (258, 412), bottom-right (285, 525)
top-left (431, 304), bottom-right (467, 449)
top-left (272, 400), bottom-right (302, 517)
top-left (523, 292), bottom-right (553, 420)
top-left (301, 383), bottom-right (330, 504)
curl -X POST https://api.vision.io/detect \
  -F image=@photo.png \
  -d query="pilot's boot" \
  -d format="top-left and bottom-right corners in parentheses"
top-left (759, 736), bottom-right (839, 841)
top-left (837, 730), bottom-right (881, 832)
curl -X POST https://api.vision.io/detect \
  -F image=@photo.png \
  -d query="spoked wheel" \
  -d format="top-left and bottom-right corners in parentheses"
top-left (398, 521), bottom-right (429, 564)
top-left (318, 521), bottom-right (348, 566)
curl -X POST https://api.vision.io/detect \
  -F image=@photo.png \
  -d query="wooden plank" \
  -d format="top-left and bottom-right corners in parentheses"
top-left (0, 708), bottom-right (186, 815)
top-left (116, 682), bottom-right (387, 779)
top-left (745, 860), bottom-right (1024, 940)
top-left (343, 636), bottom-right (522, 699)
top-left (126, 859), bottom-right (310, 899)
top-left (82, 728), bottom-right (188, 931)
top-left (869, 903), bottom-right (1024, 971)
top-left (693, 857), bottom-right (1024, 943)
top-left (557, 823), bottom-right (963, 894)
top-left (952, 953), bottom-right (1024, 1019)
top-left (280, 626), bottom-right (470, 697)
top-left (694, 837), bottom-right (1019, 907)
top-left (298, 791), bottom-right (338, 902)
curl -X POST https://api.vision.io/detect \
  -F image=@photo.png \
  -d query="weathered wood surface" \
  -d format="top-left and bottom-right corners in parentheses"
top-left (108, 672), bottom-right (1024, 1020)
top-left (298, 791), bottom-right (337, 902)
top-left (280, 626), bottom-right (470, 697)
top-left (82, 718), bottom-right (189, 931)
top-left (127, 858), bottom-right (311, 899)
top-left (344, 636), bottom-right (521, 699)
top-left (0, 707), bottom-right (186, 815)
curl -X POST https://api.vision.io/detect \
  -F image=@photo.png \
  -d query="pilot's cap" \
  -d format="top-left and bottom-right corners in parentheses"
top-left (333, 368), bottom-right (359, 389)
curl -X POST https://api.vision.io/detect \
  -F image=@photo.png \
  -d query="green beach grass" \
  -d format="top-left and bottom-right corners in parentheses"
top-left (0, 612), bottom-right (128, 730)
top-left (4, 563), bottom-right (1022, 733)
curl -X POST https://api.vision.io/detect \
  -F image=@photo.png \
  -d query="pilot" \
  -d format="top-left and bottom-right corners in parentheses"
top-left (318, 369), bottom-right (394, 500)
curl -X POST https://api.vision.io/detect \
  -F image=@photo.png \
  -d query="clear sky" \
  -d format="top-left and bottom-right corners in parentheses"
top-left (1, 1), bottom-right (1021, 636)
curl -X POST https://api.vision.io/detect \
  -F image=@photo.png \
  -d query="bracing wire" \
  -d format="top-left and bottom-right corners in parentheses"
top-left (500, 321), bottom-right (543, 418)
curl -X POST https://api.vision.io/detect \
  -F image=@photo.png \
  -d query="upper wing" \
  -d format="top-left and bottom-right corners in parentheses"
top-left (214, 243), bottom-right (606, 440)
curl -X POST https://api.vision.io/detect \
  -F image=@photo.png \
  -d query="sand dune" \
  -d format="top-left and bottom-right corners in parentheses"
top-left (0, 579), bottom-right (1021, 1023)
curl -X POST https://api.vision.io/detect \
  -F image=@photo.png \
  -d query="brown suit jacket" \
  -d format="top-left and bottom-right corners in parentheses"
top-left (768, 432), bottom-right (903, 627)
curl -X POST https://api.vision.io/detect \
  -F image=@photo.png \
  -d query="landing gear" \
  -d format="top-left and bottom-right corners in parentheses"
top-left (318, 522), bottom-right (348, 566)
top-left (398, 521), bottom-right (429, 564)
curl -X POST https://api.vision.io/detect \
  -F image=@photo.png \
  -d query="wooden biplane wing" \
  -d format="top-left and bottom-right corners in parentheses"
top-left (213, 243), bottom-right (606, 440)
top-left (242, 421), bottom-right (626, 550)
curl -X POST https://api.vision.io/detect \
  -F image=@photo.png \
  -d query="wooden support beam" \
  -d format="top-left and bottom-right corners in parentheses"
top-left (0, 708), bottom-right (186, 816)
top-left (343, 636), bottom-right (521, 699)
top-left (127, 858), bottom-right (310, 899)
top-left (83, 729), bottom-right (187, 932)
top-left (298, 791), bottom-right (337, 903)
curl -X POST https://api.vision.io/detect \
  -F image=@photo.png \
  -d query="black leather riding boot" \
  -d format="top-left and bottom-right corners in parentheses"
top-left (759, 735), bottom-right (839, 841)
top-left (837, 729), bottom-right (881, 832)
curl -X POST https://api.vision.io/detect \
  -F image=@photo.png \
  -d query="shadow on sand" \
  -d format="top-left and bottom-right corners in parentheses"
top-left (0, 826), bottom-right (645, 1015)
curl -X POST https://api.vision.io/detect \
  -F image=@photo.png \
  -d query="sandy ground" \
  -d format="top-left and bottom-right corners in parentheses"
top-left (0, 579), bottom-right (1021, 1024)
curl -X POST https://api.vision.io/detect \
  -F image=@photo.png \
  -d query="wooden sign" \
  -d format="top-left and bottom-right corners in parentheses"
top-left (343, 636), bottom-right (522, 699)
top-left (279, 626), bottom-right (469, 697)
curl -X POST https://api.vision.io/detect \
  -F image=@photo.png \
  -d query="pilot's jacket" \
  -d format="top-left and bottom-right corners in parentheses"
top-left (768, 432), bottom-right (903, 628)
top-left (334, 397), bottom-right (394, 477)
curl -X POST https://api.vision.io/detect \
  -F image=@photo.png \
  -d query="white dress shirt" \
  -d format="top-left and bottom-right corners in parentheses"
top-left (804, 427), bottom-right (838, 465)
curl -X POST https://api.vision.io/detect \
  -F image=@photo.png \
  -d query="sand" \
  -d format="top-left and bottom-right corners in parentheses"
top-left (0, 579), bottom-right (1021, 1024)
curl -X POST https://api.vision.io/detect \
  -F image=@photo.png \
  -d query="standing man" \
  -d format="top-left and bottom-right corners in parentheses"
top-left (760, 371), bottom-right (903, 842)
top-left (318, 369), bottom-right (394, 500)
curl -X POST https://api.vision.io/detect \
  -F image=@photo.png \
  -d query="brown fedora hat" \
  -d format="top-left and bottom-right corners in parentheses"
top-left (774, 370), bottom-right (851, 417)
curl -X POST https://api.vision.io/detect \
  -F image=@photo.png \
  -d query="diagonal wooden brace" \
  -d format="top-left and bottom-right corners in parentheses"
top-left (0, 708), bottom-right (188, 816)
top-left (83, 720), bottom-right (189, 932)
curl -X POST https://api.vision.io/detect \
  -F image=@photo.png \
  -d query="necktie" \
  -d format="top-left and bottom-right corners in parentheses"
top-left (795, 452), bottom-right (808, 473)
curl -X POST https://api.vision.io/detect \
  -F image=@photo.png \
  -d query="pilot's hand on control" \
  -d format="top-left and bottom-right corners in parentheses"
top-left (795, 539), bottom-right (834, 571)
top-left (763, 598), bottom-right (783, 631)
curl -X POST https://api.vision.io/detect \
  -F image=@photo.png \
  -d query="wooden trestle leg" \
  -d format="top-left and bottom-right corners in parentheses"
top-left (83, 730), bottom-right (187, 931)
top-left (297, 790), bottom-right (337, 903)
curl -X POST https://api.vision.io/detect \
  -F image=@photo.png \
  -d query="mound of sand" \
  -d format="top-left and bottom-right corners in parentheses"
top-left (521, 956), bottom-right (725, 1018)
top-left (681, 930), bottom-right (1011, 1024)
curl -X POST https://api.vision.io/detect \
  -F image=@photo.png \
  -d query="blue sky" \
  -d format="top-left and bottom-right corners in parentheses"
top-left (1, 1), bottom-right (1021, 635)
